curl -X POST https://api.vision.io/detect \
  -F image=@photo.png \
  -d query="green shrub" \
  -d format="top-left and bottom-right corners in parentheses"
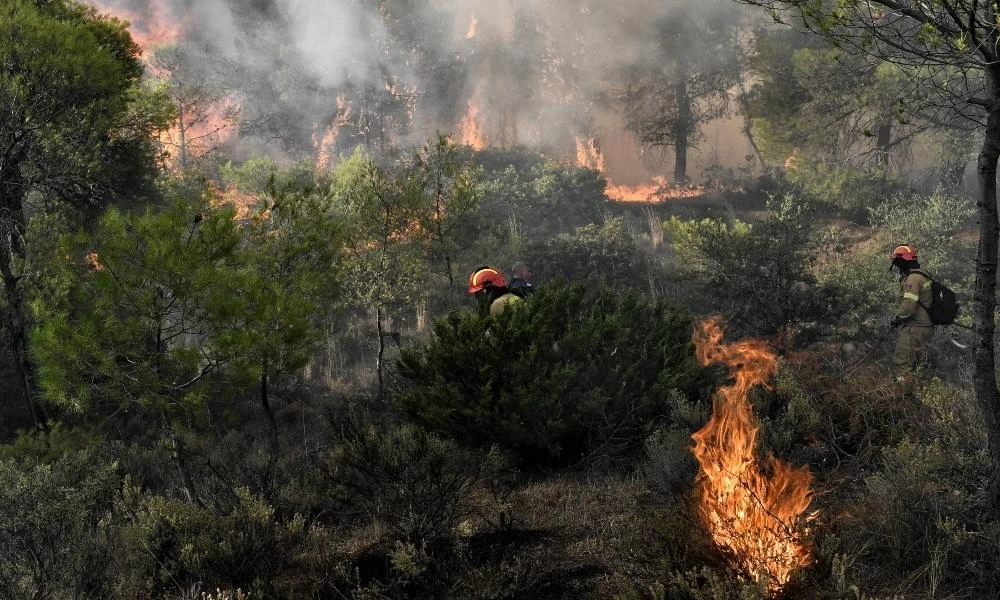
top-left (116, 486), bottom-right (306, 598)
top-left (0, 451), bottom-right (120, 599)
top-left (666, 193), bottom-right (844, 343)
top-left (528, 216), bottom-right (650, 291)
top-left (326, 409), bottom-right (490, 542)
top-left (395, 283), bottom-right (710, 466)
top-left (819, 189), bottom-right (976, 339)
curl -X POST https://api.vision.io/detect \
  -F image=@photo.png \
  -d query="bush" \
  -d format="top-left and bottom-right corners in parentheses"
top-left (819, 188), bottom-right (976, 341)
top-left (666, 193), bottom-right (844, 344)
top-left (116, 486), bottom-right (307, 598)
top-left (528, 217), bottom-right (650, 291)
top-left (326, 408), bottom-right (490, 542)
top-left (395, 283), bottom-right (710, 466)
top-left (0, 450), bottom-right (120, 599)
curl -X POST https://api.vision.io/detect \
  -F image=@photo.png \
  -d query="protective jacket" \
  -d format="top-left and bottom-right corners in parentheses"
top-left (490, 292), bottom-right (523, 316)
top-left (896, 269), bottom-right (934, 327)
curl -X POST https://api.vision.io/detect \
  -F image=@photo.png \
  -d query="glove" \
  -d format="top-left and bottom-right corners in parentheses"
top-left (890, 316), bottom-right (904, 328)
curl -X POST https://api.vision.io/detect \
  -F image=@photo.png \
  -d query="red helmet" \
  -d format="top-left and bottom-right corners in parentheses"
top-left (890, 244), bottom-right (917, 261)
top-left (468, 266), bottom-right (506, 294)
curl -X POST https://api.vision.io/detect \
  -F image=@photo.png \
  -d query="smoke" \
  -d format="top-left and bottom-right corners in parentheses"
top-left (276, 0), bottom-right (384, 88)
top-left (83, 0), bottom-right (753, 180)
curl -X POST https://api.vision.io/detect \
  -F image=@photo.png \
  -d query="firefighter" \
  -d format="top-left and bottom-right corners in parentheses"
top-left (888, 244), bottom-right (934, 394)
top-left (468, 266), bottom-right (523, 317)
top-left (508, 260), bottom-right (535, 297)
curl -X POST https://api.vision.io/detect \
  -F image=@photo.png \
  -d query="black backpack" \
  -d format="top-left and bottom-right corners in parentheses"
top-left (918, 274), bottom-right (960, 326)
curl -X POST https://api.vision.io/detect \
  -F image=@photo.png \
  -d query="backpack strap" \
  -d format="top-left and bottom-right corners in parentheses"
top-left (910, 270), bottom-right (934, 315)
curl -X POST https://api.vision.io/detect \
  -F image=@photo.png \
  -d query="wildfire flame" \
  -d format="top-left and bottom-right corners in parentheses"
top-left (85, 0), bottom-right (183, 55)
top-left (575, 137), bottom-right (605, 172)
top-left (459, 100), bottom-right (487, 150)
top-left (466, 14), bottom-right (478, 39)
top-left (313, 95), bottom-right (353, 171)
top-left (575, 136), bottom-right (705, 203)
top-left (690, 317), bottom-right (815, 593)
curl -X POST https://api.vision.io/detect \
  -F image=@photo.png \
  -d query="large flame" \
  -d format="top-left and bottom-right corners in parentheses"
top-left (459, 100), bottom-right (487, 150)
top-left (690, 317), bottom-right (814, 593)
top-left (575, 136), bottom-right (706, 203)
top-left (85, 0), bottom-right (237, 169)
top-left (85, 0), bottom-right (183, 55)
top-left (575, 137), bottom-right (605, 172)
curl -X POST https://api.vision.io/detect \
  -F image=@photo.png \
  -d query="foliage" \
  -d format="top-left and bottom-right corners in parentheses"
top-left (220, 156), bottom-right (328, 198)
top-left (407, 135), bottom-right (484, 291)
top-left (0, 450), bottom-right (121, 599)
top-left (116, 485), bottom-right (307, 598)
top-left (744, 30), bottom-right (941, 216)
top-left (214, 183), bottom-right (346, 397)
top-left (621, 0), bottom-right (741, 182)
top-left (332, 147), bottom-right (427, 394)
top-left (819, 189), bottom-right (976, 332)
top-left (325, 411), bottom-right (489, 542)
top-left (528, 216), bottom-right (650, 291)
top-left (831, 380), bottom-right (1000, 598)
top-left (666, 193), bottom-right (844, 343)
top-left (31, 173), bottom-right (346, 419)
top-left (31, 195), bottom-right (242, 414)
top-left (395, 282), bottom-right (710, 466)
top-left (0, 0), bottom-right (170, 205)
top-left (475, 157), bottom-right (606, 244)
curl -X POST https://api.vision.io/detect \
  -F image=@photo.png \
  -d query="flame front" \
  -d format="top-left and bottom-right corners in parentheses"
top-left (574, 136), bottom-right (706, 203)
top-left (86, 0), bottom-right (183, 56)
top-left (459, 100), bottom-right (487, 150)
top-left (690, 317), bottom-right (814, 593)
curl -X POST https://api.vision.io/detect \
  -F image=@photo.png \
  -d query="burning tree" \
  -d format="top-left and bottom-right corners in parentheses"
top-left (690, 317), bottom-right (814, 593)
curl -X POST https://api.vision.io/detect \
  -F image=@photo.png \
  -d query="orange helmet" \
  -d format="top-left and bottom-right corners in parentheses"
top-left (890, 244), bottom-right (917, 261)
top-left (468, 266), bottom-right (506, 294)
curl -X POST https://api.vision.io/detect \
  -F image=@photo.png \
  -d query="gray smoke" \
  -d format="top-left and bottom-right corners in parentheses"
top-left (84, 0), bottom-right (753, 177)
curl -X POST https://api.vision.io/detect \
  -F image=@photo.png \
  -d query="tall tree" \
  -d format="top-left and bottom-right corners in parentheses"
top-left (622, 0), bottom-right (742, 184)
top-left (409, 135), bottom-right (482, 289)
top-left (0, 0), bottom-right (169, 428)
top-left (214, 163), bottom-right (346, 453)
top-left (333, 148), bottom-right (425, 399)
top-left (148, 44), bottom-right (240, 171)
top-left (736, 0), bottom-right (1000, 506)
top-left (32, 196), bottom-right (242, 503)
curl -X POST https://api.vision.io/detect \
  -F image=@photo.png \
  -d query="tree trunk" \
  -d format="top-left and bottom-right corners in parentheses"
top-left (260, 357), bottom-right (279, 458)
top-left (876, 122), bottom-right (892, 167)
top-left (0, 188), bottom-right (45, 431)
top-left (736, 78), bottom-right (766, 173)
top-left (375, 303), bottom-right (387, 401)
top-left (674, 75), bottom-right (690, 185)
top-left (974, 95), bottom-right (1000, 508)
top-left (165, 417), bottom-right (202, 507)
top-left (178, 101), bottom-right (188, 171)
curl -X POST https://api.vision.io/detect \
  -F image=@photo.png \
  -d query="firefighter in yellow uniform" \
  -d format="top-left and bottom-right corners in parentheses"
top-left (888, 245), bottom-right (935, 394)
top-left (467, 266), bottom-right (524, 317)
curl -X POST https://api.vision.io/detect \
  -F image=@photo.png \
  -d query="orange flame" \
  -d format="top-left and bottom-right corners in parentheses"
top-left (85, 251), bottom-right (104, 271)
top-left (459, 100), bottom-right (487, 150)
top-left (466, 14), bottom-right (478, 39)
top-left (690, 317), bottom-right (815, 593)
top-left (573, 137), bottom-right (705, 203)
top-left (85, 0), bottom-right (183, 55)
top-left (313, 95), bottom-right (353, 171)
top-left (575, 137), bottom-right (605, 171)
top-left (158, 97), bottom-right (240, 171)
top-left (211, 183), bottom-right (259, 221)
